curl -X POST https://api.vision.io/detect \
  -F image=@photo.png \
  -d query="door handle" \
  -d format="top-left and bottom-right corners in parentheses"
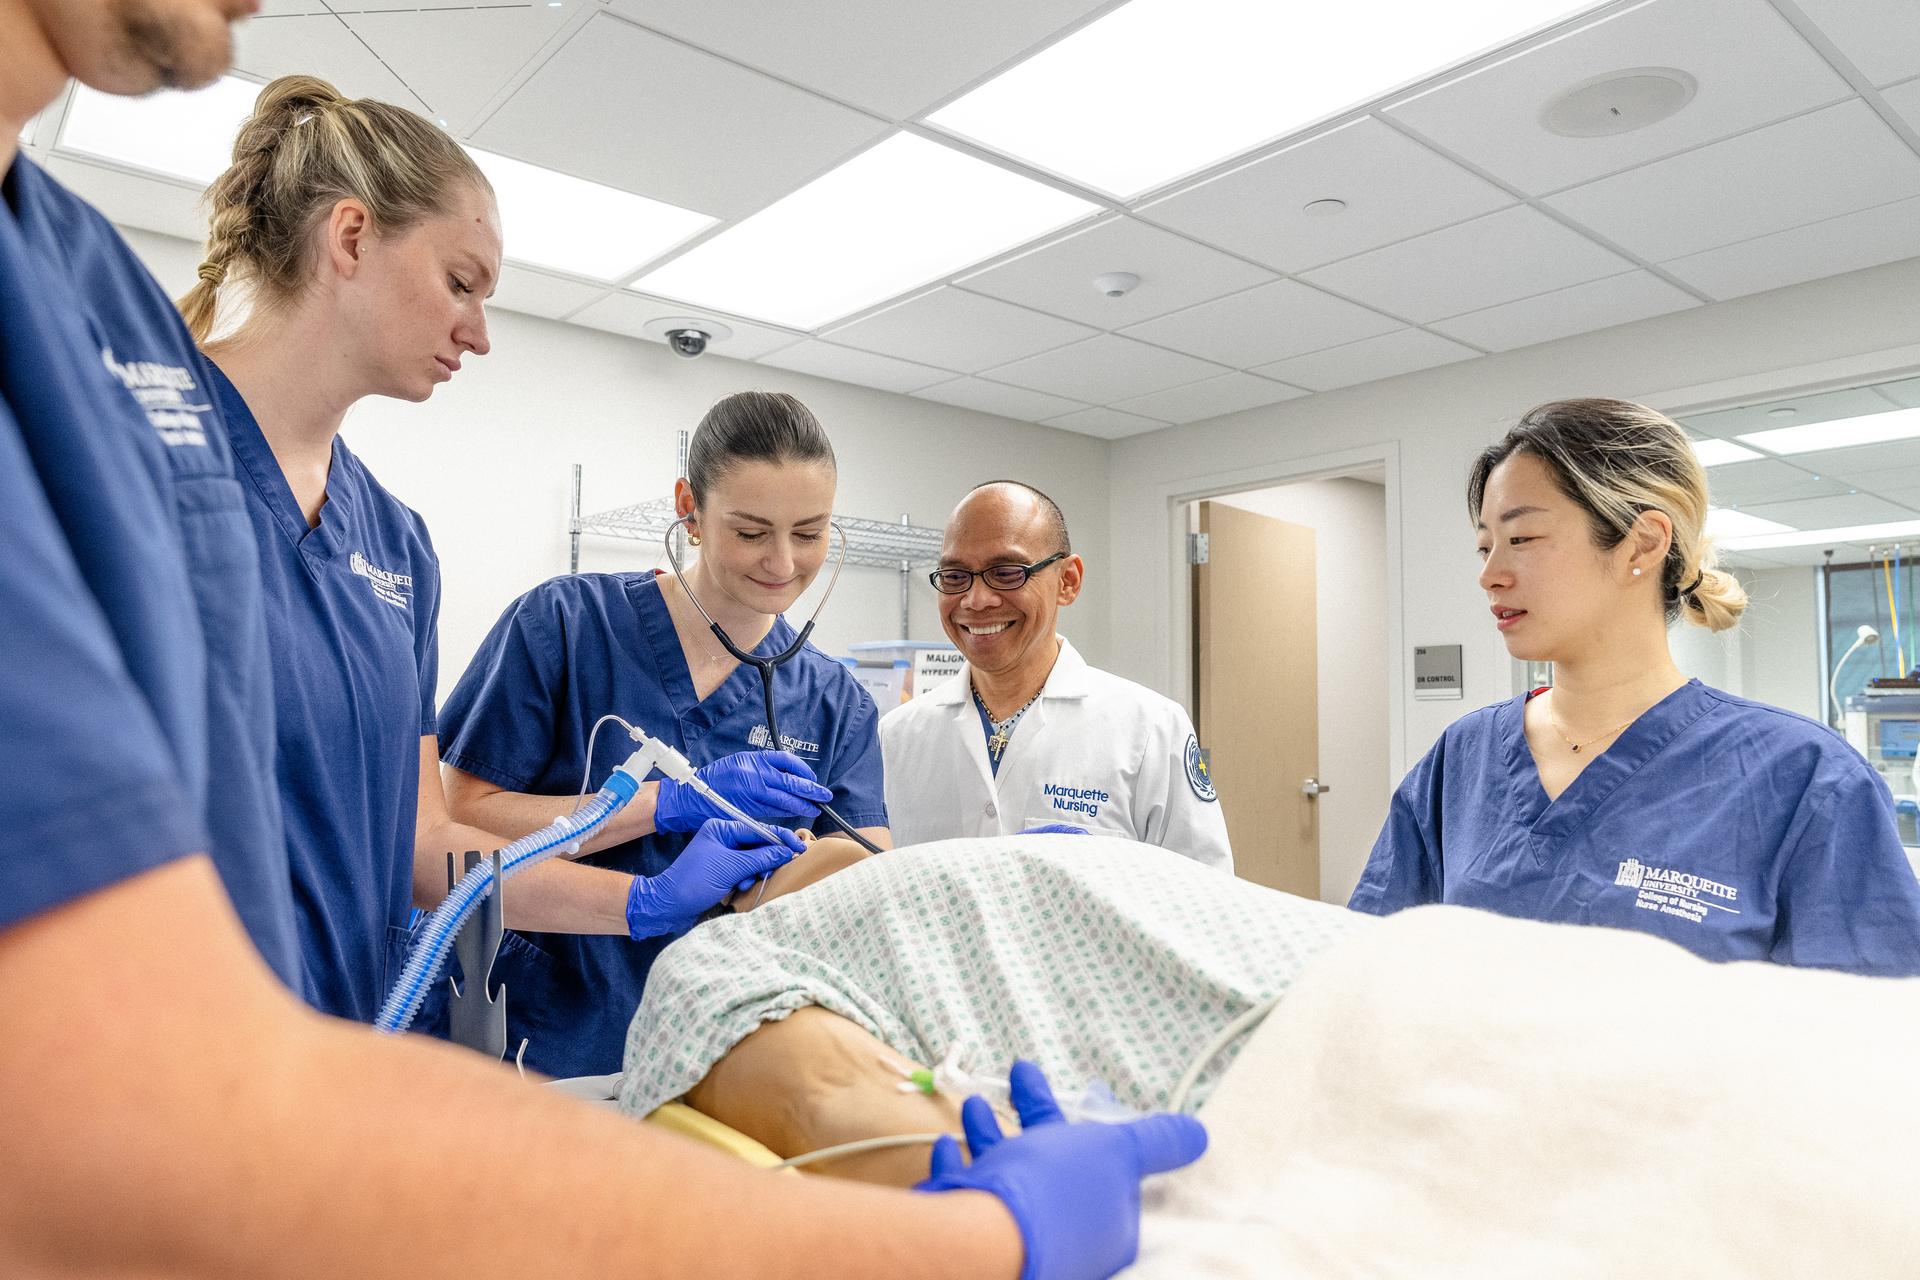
top-left (1301, 777), bottom-right (1331, 798)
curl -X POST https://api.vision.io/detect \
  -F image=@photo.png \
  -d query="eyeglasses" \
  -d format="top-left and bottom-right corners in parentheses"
top-left (929, 551), bottom-right (1067, 595)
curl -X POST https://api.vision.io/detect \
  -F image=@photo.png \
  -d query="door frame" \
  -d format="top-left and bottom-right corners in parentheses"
top-left (1157, 439), bottom-right (1407, 787)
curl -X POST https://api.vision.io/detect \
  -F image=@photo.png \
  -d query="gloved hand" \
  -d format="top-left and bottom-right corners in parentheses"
top-left (653, 750), bottom-right (834, 833)
top-left (916, 1060), bottom-right (1207, 1280)
top-left (1019, 823), bottom-right (1089, 836)
top-left (626, 819), bottom-right (805, 939)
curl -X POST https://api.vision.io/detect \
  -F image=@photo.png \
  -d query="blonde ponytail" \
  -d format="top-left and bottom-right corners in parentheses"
top-left (178, 74), bottom-right (488, 343)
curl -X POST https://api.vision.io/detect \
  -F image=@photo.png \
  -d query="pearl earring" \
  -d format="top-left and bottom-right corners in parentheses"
top-left (1631, 567), bottom-right (1642, 577)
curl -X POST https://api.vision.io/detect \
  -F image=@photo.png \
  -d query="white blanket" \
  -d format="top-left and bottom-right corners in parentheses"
top-left (1131, 904), bottom-right (1920, 1278)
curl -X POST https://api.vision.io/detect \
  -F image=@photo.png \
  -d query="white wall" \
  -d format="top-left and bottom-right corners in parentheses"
top-left (1212, 476), bottom-right (1389, 903)
top-left (1107, 256), bottom-right (1920, 784)
top-left (120, 229), bottom-right (1112, 703)
top-left (1734, 566), bottom-right (1822, 720)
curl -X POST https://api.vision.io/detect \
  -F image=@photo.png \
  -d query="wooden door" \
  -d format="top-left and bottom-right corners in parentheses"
top-left (1194, 502), bottom-right (1320, 896)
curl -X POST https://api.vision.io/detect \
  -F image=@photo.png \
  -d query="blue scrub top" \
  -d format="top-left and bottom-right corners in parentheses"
top-left (0, 156), bottom-right (298, 982)
top-left (439, 571), bottom-right (888, 1075)
top-left (1351, 680), bottom-right (1920, 975)
top-left (209, 363), bottom-right (440, 1021)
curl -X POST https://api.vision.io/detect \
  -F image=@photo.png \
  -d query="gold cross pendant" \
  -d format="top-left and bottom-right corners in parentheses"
top-left (988, 729), bottom-right (1010, 759)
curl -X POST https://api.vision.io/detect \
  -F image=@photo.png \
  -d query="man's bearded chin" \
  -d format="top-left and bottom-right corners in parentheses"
top-left (112, 0), bottom-right (235, 92)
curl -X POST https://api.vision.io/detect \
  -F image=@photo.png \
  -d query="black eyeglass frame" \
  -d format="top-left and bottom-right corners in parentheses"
top-left (928, 551), bottom-right (1069, 595)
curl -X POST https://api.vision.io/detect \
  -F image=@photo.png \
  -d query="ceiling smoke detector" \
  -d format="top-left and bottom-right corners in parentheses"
top-left (1093, 270), bottom-right (1140, 298)
top-left (1542, 68), bottom-right (1697, 138)
top-left (1302, 198), bottom-right (1347, 217)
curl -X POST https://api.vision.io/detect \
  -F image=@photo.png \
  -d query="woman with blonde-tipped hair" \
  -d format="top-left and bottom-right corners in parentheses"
top-left (185, 76), bottom-right (797, 1024)
top-left (1351, 398), bottom-right (1920, 975)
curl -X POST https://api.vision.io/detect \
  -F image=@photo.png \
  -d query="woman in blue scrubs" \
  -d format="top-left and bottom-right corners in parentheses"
top-left (178, 76), bottom-right (797, 1023)
top-left (440, 390), bottom-right (892, 1075)
top-left (1351, 398), bottom-right (1920, 975)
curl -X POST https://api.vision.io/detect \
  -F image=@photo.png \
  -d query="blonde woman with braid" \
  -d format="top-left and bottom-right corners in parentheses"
top-left (1351, 399), bottom-right (1920, 975)
top-left (182, 76), bottom-right (796, 1023)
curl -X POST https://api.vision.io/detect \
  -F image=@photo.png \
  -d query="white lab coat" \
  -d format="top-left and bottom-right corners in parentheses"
top-left (879, 637), bottom-right (1233, 871)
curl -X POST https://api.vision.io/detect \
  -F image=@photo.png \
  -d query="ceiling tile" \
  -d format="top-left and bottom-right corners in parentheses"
top-left (472, 12), bottom-right (887, 219)
top-left (1385, 0), bottom-right (1851, 196)
top-left (1300, 205), bottom-right (1631, 324)
top-left (1743, 493), bottom-right (1920, 528)
top-left (1886, 77), bottom-right (1920, 132)
top-left (1791, 0), bottom-right (1920, 88)
top-left (1039, 406), bottom-right (1171, 440)
top-left (1703, 459), bottom-right (1843, 506)
top-left (1661, 194), bottom-right (1920, 301)
top-left (1854, 465), bottom-right (1920, 494)
top-left (756, 340), bottom-right (955, 393)
top-left (1109, 372), bottom-right (1306, 425)
top-left (910, 377), bottom-right (1088, 423)
top-left (42, 156), bottom-right (207, 242)
top-left (1732, 543), bottom-right (1876, 567)
top-left (608, 0), bottom-right (1113, 120)
top-left (1136, 116), bottom-right (1512, 274)
top-left (983, 334), bottom-right (1227, 403)
top-left (344, 6), bottom-right (574, 134)
top-left (823, 288), bottom-right (1096, 373)
top-left (1250, 328), bottom-right (1477, 392)
top-left (1781, 438), bottom-right (1920, 480)
top-left (956, 216), bottom-right (1276, 330)
top-left (1119, 279), bottom-right (1401, 368)
top-left (569, 292), bottom-right (803, 361)
top-left (232, 13), bottom-right (415, 106)
top-left (489, 265), bottom-right (609, 321)
top-left (1545, 100), bottom-right (1920, 264)
top-left (1429, 270), bottom-right (1699, 351)
top-left (1684, 387), bottom-right (1903, 437)
top-left (1876, 376), bottom-right (1920, 410)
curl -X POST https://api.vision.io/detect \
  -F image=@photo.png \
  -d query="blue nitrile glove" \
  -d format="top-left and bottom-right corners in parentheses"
top-left (1019, 823), bottom-right (1089, 836)
top-left (653, 750), bottom-right (834, 833)
top-left (916, 1060), bottom-right (1207, 1280)
top-left (626, 819), bottom-right (805, 938)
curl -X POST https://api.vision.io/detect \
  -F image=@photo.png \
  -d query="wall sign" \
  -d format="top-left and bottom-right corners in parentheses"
top-left (1414, 645), bottom-right (1464, 701)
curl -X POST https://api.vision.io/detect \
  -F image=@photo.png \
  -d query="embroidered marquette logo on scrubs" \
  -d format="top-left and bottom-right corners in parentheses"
top-left (99, 347), bottom-right (212, 448)
top-left (349, 551), bottom-right (413, 610)
top-left (746, 724), bottom-right (821, 758)
top-left (1042, 782), bottom-right (1109, 822)
top-left (1615, 857), bottom-right (1740, 925)
top-left (1184, 735), bottom-right (1217, 803)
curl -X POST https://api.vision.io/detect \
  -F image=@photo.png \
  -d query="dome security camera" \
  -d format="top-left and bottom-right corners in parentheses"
top-left (665, 327), bottom-right (709, 359)
top-left (643, 316), bottom-right (735, 360)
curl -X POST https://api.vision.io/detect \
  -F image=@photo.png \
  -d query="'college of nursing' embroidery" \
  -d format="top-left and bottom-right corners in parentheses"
top-left (350, 551), bottom-right (412, 610)
top-left (747, 724), bottom-right (821, 758)
top-left (1615, 857), bottom-right (1741, 925)
top-left (101, 347), bottom-right (212, 448)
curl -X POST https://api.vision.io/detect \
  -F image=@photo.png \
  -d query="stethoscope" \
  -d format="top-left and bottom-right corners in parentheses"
top-left (663, 517), bottom-right (884, 856)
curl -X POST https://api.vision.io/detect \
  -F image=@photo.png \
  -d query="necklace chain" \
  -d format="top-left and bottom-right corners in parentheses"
top-left (975, 684), bottom-right (1042, 761)
top-left (1543, 691), bottom-right (1638, 754)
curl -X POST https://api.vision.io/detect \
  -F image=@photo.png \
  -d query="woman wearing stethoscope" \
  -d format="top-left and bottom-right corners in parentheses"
top-left (441, 390), bottom-right (892, 1076)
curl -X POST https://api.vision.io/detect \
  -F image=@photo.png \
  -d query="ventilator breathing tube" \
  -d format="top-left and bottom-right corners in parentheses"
top-left (373, 732), bottom-right (700, 1035)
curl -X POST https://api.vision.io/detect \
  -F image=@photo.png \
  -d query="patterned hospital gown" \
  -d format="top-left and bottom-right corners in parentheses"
top-left (618, 835), bottom-right (1366, 1117)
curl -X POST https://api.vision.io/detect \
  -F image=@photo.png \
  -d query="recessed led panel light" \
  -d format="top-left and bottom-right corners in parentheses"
top-left (928, 0), bottom-right (1600, 197)
top-left (1705, 507), bottom-right (1794, 539)
top-left (1720, 518), bottom-right (1920, 553)
top-left (1691, 437), bottom-right (1762, 467)
top-left (465, 147), bottom-right (715, 282)
top-left (60, 75), bottom-right (259, 183)
top-left (633, 133), bottom-right (1098, 330)
top-left (1735, 406), bottom-right (1920, 456)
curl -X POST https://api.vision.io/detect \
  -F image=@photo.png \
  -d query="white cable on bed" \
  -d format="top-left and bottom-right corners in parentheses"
top-left (773, 1132), bottom-right (946, 1170)
top-left (1168, 993), bottom-right (1285, 1115)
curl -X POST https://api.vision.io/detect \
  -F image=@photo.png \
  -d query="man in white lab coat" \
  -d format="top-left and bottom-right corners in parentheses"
top-left (881, 481), bottom-right (1233, 871)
